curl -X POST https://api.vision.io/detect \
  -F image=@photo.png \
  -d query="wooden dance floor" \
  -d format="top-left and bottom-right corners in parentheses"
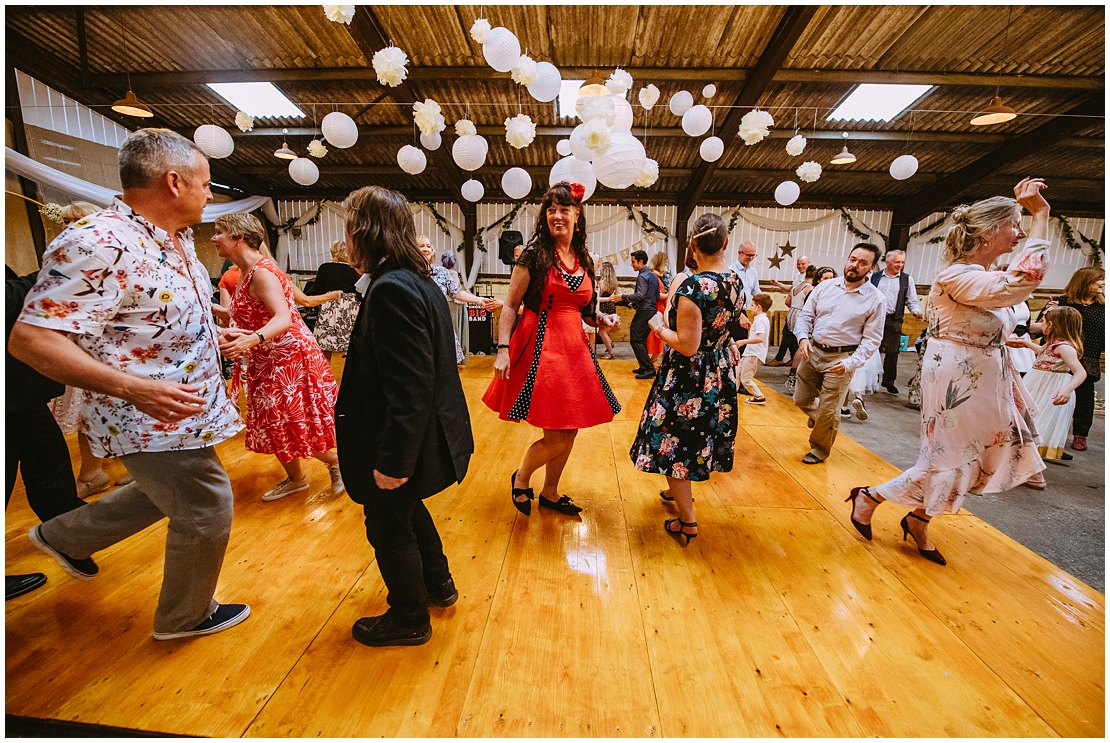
top-left (5, 357), bottom-right (1104, 737)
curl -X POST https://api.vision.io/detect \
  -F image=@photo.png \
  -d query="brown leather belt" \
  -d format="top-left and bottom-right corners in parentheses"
top-left (811, 340), bottom-right (858, 354)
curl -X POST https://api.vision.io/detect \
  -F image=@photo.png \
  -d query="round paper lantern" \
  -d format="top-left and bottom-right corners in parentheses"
top-left (193, 125), bottom-right (234, 159)
top-left (682, 104), bottom-right (712, 137)
top-left (528, 61), bottom-right (562, 102)
top-left (461, 178), bottom-right (485, 202)
top-left (612, 96), bottom-right (634, 132)
top-left (289, 157), bottom-right (320, 186)
top-left (549, 156), bottom-right (596, 201)
top-left (669, 90), bottom-right (694, 117)
top-left (889, 154), bottom-right (919, 181)
top-left (321, 111), bottom-right (358, 148)
top-left (774, 180), bottom-right (800, 206)
top-left (700, 136), bottom-right (724, 162)
top-left (702, 84), bottom-right (717, 98)
top-left (592, 131), bottom-right (647, 190)
top-left (452, 134), bottom-right (488, 171)
top-left (501, 167), bottom-right (532, 200)
top-left (397, 144), bottom-right (427, 175)
top-left (569, 124), bottom-right (598, 163)
top-left (482, 27), bottom-right (521, 73)
top-left (420, 131), bottom-right (441, 151)
top-left (556, 138), bottom-right (572, 156)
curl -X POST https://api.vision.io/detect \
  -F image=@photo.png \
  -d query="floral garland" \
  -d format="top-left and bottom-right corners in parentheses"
top-left (624, 205), bottom-right (671, 240)
top-left (727, 207), bottom-right (742, 234)
top-left (474, 200), bottom-right (526, 253)
top-left (1055, 214), bottom-right (1103, 256)
top-left (837, 206), bottom-right (888, 247)
top-left (421, 202), bottom-right (454, 240)
top-left (271, 201), bottom-right (323, 233)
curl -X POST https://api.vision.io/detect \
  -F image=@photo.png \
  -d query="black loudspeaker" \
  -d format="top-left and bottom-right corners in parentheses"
top-left (499, 230), bottom-right (524, 266)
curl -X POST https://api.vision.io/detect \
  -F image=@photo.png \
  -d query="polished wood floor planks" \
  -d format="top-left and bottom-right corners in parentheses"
top-left (5, 357), bottom-right (1103, 737)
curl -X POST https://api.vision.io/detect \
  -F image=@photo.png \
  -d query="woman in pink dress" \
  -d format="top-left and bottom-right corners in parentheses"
top-left (846, 178), bottom-right (1051, 565)
top-left (214, 213), bottom-right (343, 502)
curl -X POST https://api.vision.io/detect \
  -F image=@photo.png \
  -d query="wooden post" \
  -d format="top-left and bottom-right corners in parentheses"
top-left (6, 63), bottom-right (47, 263)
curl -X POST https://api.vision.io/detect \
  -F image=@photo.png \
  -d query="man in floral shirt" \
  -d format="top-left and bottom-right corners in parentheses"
top-left (9, 129), bottom-right (249, 640)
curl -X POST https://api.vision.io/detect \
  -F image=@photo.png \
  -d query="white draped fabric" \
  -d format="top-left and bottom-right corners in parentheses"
top-left (733, 206), bottom-right (887, 249)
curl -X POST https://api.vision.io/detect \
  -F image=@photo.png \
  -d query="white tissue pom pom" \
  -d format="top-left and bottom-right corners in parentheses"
top-left (638, 84), bottom-right (660, 111)
top-left (455, 119), bottom-right (477, 137)
top-left (741, 108), bottom-right (774, 130)
top-left (234, 110), bottom-right (254, 132)
top-left (322, 5), bottom-right (355, 24)
top-left (413, 99), bottom-right (446, 136)
top-left (511, 55), bottom-right (538, 86)
top-left (576, 94), bottom-right (616, 126)
top-left (308, 139), bottom-right (328, 158)
top-left (796, 161), bottom-right (822, 183)
top-left (372, 46), bottom-right (408, 87)
top-left (738, 124), bottom-right (765, 145)
top-left (785, 134), bottom-right (807, 157)
top-left (469, 17), bottom-right (491, 44)
top-left (634, 158), bottom-right (659, 188)
top-left (606, 68), bottom-right (633, 96)
top-left (504, 114), bottom-right (537, 149)
top-left (582, 118), bottom-right (612, 151)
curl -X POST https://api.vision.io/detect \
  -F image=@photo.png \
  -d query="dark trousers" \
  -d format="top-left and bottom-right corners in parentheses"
top-left (1073, 372), bottom-right (1098, 437)
top-left (774, 325), bottom-right (798, 362)
top-left (630, 309), bottom-right (655, 373)
top-left (362, 497), bottom-right (452, 628)
top-left (879, 316), bottom-right (904, 386)
top-left (5, 405), bottom-right (85, 522)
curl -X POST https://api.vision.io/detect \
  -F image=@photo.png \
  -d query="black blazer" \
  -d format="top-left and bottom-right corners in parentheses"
top-left (309, 261), bottom-right (360, 295)
top-left (335, 266), bottom-right (474, 504)
top-left (6, 271), bottom-right (65, 412)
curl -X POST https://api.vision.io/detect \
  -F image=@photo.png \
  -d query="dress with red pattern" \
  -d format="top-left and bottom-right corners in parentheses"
top-left (229, 257), bottom-right (338, 462)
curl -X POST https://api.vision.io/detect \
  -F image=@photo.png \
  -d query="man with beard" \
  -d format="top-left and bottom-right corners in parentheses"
top-left (791, 244), bottom-right (885, 464)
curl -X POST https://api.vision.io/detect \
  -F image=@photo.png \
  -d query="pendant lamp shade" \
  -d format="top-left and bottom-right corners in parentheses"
top-left (970, 95), bottom-right (1017, 126)
top-left (578, 74), bottom-right (609, 97)
top-left (829, 145), bottom-right (856, 165)
top-left (274, 131), bottom-right (297, 160)
top-left (112, 90), bottom-right (153, 118)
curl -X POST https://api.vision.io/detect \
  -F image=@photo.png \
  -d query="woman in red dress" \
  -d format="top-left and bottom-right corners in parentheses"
top-left (483, 182), bottom-right (621, 515)
top-left (214, 213), bottom-right (343, 502)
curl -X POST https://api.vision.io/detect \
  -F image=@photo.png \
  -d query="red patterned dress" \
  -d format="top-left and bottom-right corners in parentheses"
top-left (229, 257), bottom-right (338, 462)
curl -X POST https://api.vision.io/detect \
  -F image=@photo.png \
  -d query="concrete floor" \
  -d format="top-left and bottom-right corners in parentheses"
top-left (602, 340), bottom-right (1105, 593)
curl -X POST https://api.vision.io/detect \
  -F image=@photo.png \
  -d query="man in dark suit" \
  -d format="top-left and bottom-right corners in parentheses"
top-left (870, 250), bottom-right (923, 394)
top-left (613, 250), bottom-right (660, 379)
top-left (335, 186), bottom-right (474, 647)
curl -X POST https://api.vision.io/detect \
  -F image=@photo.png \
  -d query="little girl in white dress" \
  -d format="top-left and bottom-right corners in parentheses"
top-left (1020, 306), bottom-right (1087, 469)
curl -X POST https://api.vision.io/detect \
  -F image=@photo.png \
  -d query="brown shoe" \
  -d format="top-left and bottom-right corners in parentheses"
top-left (1072, 435), bottom-right (1087, 451)
top-left (767, 359), bottom-right (788, 367)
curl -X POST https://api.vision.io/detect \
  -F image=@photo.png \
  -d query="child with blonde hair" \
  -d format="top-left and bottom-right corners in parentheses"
top-left (736, 293), bottom-right (773, 404)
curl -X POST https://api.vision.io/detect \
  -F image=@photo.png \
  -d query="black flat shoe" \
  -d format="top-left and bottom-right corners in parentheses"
top-left (664, 518), bottom-right (698, 544)
top-left (5, 573), bottom-right (46, 600)
top-left (426, 578), bottom-right (459, 607)
top-left (352, 614), bottom-right (432, 647)
top-left (659, 489), bottom-right (693, 503)
top-left (900, 513), bottom-right (946, 565)
top-left (845, 486), bottom-right (881, 541)
top-left (539, 494), bottom-right (583, 515)
top-left (510, 470), bottom-right (534, 516)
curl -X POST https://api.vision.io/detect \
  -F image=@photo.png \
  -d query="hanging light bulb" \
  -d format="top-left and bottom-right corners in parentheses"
top-left (829, 132), bottom-right (856, 165)
top-left (111, 90), bottom-right (153, 118)
top-left (274, 129), bottom-right (297, 160)
top-left (970, 95), bottom-right (1017, 126)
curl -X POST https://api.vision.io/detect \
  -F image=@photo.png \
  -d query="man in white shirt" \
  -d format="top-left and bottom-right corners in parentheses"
top-left (727, 240), bottom-right (759, 392)
top-left (869, 250), bottom-right (923, 394)
top-left (768, 255), bottom-right (809, 366)
top-left (792, 243), bottom-right (886, 464)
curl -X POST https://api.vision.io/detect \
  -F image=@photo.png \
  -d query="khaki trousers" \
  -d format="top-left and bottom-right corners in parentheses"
top-left (792, 346), bottom-right (853, 461)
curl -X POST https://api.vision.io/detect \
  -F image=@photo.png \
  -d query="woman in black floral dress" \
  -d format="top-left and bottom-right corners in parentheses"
top-left (629, 213), bottom-right (744, 543)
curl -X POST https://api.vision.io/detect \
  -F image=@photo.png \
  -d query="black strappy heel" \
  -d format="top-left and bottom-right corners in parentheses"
top-left (900, 512), bottom-right (946, 565)
top-left (845, 486), bottom-right (881, 541)
top-left (539, 494), bottom-right (583, 515)
top-left (664, 518), bottom-right (698, 544)
top-left (510, 470), bottom-right (534, 516)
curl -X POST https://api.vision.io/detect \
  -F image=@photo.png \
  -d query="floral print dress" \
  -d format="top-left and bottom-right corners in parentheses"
top-left (430, 264), bottom-right (465, 363)
top-left (630, 272), bottom-right (744, 481)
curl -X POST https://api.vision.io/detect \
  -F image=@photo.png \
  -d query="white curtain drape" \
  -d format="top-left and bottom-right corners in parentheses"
top-left (731, 206), bottom-right (887, 250)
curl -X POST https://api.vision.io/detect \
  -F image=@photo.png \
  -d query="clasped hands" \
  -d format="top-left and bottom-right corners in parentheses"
top-left (218, 328), bottom-right (261, 360)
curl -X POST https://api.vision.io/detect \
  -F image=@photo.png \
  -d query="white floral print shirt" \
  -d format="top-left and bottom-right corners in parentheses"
top-left (17, 199), bottom-right (242, 457)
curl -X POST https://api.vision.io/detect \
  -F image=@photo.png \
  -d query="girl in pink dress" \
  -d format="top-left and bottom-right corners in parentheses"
top-left (214, 213), bottom-right (342, 502)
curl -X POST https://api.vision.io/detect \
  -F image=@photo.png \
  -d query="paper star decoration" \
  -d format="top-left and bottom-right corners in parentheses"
top-left (767, 253), bottom-right (785, 270)
top-left (778, 240), bottom-right (796, 257)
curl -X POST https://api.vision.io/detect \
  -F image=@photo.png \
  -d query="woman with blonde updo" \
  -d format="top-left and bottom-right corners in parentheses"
top-left (847, 178), bottom-right (1052, 566)
top-left (310, 240), bottom-right (362, 360)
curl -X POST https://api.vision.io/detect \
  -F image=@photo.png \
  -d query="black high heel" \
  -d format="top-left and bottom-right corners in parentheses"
top-left (510, 470), bottom-right (534, 516)
top-left (539, 494), bottom-right (583, 515)
top-left (845, 486), bottom-right (880, 541)
top-left (664, 518), bottom-right (698, 544)
top-left (659, 490), bottom-right (693, 503)
top-left (900, 513), bottom-right (946, 565)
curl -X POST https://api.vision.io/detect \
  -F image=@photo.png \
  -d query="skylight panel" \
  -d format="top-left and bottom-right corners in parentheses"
top-left (826, 84), bottom-right (933, 123)
top-left (206, 82), bottom-right (305, 119)
top-left (558, 80), bottom-right (584, 119)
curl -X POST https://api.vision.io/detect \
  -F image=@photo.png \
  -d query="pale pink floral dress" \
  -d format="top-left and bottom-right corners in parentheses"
top-left (874, 240), bottom-right (1049, 515)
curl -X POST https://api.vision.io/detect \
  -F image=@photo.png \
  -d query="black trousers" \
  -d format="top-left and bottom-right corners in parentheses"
top-left (630, 309), bottom-right (655, 373)
top-left (5, 405), bottom-right (86, 522)
top-left (362, 497), bottom-right (452, 628)
top-left (774, 325), bottom-right (798, 362)
top-left (879, 316), bottom-right (904, 386)
top-left (1073, 372), bottom-right (1098, 437)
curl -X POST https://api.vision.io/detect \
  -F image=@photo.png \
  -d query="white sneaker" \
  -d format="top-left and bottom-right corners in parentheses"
top-left (329, 465), bottom-right (345, 494)
top-left (262, 477), bottom-right (310, 502)
top-left (852, 397), bottom-right (868, 421)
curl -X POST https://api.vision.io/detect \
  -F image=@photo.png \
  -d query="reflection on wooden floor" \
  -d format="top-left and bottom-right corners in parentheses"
top-left (5, 357), bottom-right (1104, 737)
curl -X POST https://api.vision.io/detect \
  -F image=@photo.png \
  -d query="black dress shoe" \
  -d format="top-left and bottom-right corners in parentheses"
top-left (802, 452), bottom-right (824, 465)
top-left (6, 573), bottom-right (47, 600)
top-left (427, 578), bottom-right (458, 607)
top-left (539, 494), bottom-right (583, 515)
top-left (883, 384), bottom-right (899, 394)
top-left (635, 371), bottom-right (656, 380)
top-left (352, 614), bottom-right (432, 647)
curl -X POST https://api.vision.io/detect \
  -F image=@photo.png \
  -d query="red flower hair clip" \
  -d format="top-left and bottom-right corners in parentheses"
top-left (569, 182), bottom-right (585, 202)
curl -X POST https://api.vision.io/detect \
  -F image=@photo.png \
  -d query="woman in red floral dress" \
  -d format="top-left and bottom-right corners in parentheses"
top-left (214, 213), bottom-right (343, 501)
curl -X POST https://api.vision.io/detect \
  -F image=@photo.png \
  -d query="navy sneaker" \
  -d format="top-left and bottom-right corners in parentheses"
top-left (353, 614), bottom-right (432, 647)
top-left (153, 603), bottom-right (251, 641)
top-left (28, 525), bottom-right (98, 580)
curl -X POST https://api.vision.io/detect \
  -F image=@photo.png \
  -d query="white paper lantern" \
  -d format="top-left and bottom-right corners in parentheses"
top-left (890, 154), bottom-right (920, 181)
top-left (482, 27), bottom-right (521, 73)
top-left (193, 125), bottom-right (234, 159)
top-left (702, 84), bottom-right (717, 98)
top-left (528, 62), bottom-right (562, 102)
top-left (700, 136), bottom-right (724, 162)
top-left (682, 104), bottom-right (712, 137)
top-left (774, 180), bottom-right (800, 206)
top-left (556, 138), bottom-right (572, 156)
top-left (669, 90), bottom-right (694, 117)
top-left (397, 145), bottom-right (427, 175)
top-left (549, 156), bottom-right (596, 201)
top-left (321, 111), bottom-right (358, 148)
top-left (612, 96), bottom-right (634, 132)
top-left (501, 167), bottom-right (532, 200)
top-left (461, 179), bottom-right (485, 202)
top-left (289, 157), bottom-right (320, 186)
top-left (420, 131), bottom-right (441, 151)
top-left (452, 134), bottom-right (488, 171)
top-left (570, 123), bottom-right (608, 162)
top-left (592, 131), bottom-right (647, 190)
